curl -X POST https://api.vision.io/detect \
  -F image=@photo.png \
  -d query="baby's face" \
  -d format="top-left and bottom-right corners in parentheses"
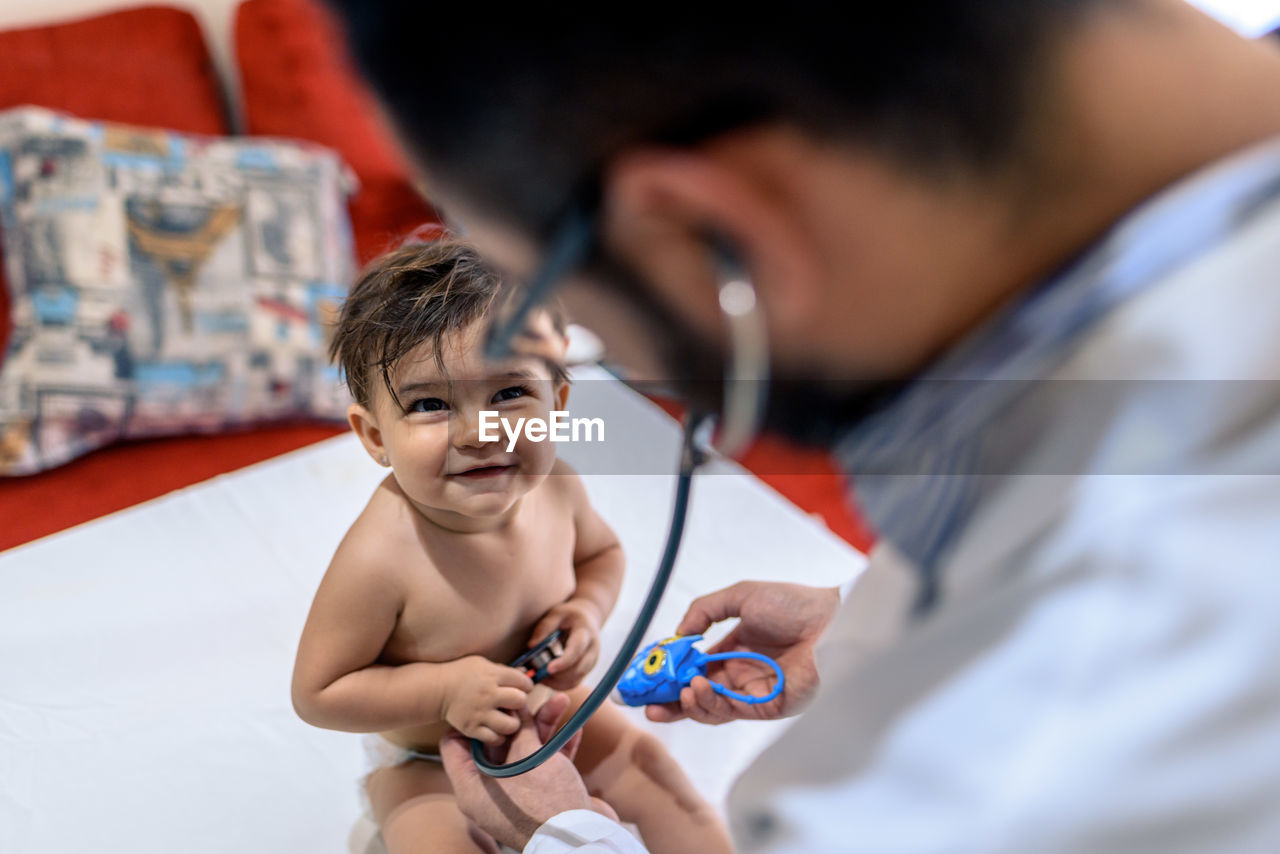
top-left (364, 316), bottom-right (568, 526)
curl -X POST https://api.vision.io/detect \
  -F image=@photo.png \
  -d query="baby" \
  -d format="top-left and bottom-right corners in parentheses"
top-left (291, 240), bottom-right (729, 854)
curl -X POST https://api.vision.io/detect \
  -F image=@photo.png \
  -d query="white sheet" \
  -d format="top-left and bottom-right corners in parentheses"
top-left (0, 367), bottom-right (864, 853)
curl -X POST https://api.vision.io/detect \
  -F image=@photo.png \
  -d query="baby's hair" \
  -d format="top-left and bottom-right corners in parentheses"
top-left (331, 239), bottom-right (568, 409)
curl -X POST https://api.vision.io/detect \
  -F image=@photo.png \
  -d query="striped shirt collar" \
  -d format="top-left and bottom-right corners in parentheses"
top-left (834, 134), bottom-right (1280, 612)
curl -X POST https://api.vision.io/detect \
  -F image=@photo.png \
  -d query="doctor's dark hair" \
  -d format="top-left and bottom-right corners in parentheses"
top-left (328, 0), bottom-right (1109, 239)
top-left (330, 240), bottom-right (567, 410)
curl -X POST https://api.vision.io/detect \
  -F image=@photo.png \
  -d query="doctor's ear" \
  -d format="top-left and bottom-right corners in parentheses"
top-left (600, 142), bottom-right (825, 340)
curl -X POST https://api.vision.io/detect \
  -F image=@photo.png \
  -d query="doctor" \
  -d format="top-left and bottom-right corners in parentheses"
top-left (331, 1), bottom-right (1280, 851)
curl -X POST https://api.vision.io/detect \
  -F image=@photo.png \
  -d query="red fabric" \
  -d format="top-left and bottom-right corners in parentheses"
top-left (0, 6), bottom-right (228, 135)
top-left (646, 397), bottom-right (876, 554)
top-left (0, 267), bottom-right (7, 366)
top-left (740, 445), bottom-right (877, 555)
top-left (235, 0), bottom-right (441, 264)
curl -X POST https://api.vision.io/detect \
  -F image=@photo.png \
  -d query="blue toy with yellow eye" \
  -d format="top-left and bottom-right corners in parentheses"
top-left (614, 635), bottom-right (785, 707)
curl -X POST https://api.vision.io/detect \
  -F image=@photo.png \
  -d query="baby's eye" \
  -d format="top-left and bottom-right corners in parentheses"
top-left (492, 385), bottom-right (530, 403)
top-left (407, 397), bottom-right (447, 414)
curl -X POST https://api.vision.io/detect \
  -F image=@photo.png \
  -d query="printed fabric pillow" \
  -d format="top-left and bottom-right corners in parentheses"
top-left (0, 107), bottom-right (356, 475)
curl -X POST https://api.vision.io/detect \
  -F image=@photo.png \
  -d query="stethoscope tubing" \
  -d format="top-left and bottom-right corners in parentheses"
top-left (472, 415), bottom-right (708, 777)
top-left (470, 236), bottom-right (767, 776)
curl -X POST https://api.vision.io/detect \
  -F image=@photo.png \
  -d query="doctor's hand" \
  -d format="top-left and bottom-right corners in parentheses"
top-left (646, 581), bottom-right (840, 725)
top-left (440, 691), bottom-right (619, 852)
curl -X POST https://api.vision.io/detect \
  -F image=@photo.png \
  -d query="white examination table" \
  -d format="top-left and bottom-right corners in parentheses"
top-left (0, 366), bottom-right (865, 853)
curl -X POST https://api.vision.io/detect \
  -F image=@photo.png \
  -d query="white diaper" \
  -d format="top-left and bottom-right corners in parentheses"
top-left (358, 734), bottom-right (442, 821)
top-left (363, 734), bottom-right (443, 770)
top-left (353, 735), bottom-right (520, 854)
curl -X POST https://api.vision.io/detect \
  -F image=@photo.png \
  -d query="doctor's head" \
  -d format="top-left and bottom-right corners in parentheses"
top-left (329, 0), bottom-right (1251, 447)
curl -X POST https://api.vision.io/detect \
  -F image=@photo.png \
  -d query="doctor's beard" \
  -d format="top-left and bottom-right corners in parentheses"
top-left (579, 256), bottom-right (909, 451)
top-left (659, 318), bottom-right (907, 451)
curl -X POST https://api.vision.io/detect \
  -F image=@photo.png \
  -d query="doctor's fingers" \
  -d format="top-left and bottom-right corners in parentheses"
top-left (530, 689), bottom-right (569, 736)
top-left (440, 733), bottom-right (482, 785)
top-left (703, 626), bottom-right (751, 658)
top-left (531, 692), bottom-right (583, 762)
top-left (643, 700), bottom-right (688, 724)
top-left (510, 702), bottom-right (582, 763)
top-left (675, 582), bottom-right (754, 636)
top-left (678, 677), bottom-right (738, 725)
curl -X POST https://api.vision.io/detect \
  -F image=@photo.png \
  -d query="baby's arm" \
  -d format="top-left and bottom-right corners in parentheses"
top-left (292, 528), bottom-right (532, 743)
top-left (529, 459), bottom-right (625, 690)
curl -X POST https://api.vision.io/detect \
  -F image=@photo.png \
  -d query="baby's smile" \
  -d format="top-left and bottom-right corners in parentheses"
top-left (449, 462), bottom-right (518, 480)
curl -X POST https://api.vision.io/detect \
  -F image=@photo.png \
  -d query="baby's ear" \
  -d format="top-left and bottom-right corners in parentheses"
top-left (347, 402), bottom-right (390, 467)
top-left (554, 379), bottom-right (570, 411)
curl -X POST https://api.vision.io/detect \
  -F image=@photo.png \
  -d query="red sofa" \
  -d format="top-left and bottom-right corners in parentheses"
top-left (0, 0), bottom-right (873, 554)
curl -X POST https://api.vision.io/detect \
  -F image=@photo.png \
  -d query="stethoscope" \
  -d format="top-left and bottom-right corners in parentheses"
top-left (472, 221), bottom-right (769, 777)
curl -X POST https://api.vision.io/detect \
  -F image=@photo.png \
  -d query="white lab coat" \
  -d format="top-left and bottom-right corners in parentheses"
top-left (527, 169), bottom-right (1280, 853)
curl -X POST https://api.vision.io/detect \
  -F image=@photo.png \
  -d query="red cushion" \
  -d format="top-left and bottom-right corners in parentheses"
top-left (235, 0), bottom-right (441, 264)
top-left (0, 6), bottom-right (228, 135)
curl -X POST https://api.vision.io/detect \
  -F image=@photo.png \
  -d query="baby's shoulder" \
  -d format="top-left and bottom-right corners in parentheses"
top-left (542, 457), bottom-right (586, 502)
top-left (329, 476), bottom-right (433, 582)
top-left (539, 457), bottom-right (599, 521)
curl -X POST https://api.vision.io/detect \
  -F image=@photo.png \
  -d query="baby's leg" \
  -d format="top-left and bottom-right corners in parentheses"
top-left (365, 759), bottom-right (500, 854)
top-left (565, 688), bottom-right (733, 854)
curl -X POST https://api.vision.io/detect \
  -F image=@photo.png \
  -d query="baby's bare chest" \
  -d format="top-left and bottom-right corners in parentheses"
top-left (381, 514), bottom-right (578, 668)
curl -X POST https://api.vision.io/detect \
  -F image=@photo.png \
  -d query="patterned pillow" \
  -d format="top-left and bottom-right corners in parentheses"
top-left (0, 107), bottom-right (356, 475)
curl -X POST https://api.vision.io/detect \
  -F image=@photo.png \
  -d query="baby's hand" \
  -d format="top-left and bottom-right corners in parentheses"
top-left (528, 601), bottom-right (602, 690)
top-left (441, 656), bottom-right (534, 745)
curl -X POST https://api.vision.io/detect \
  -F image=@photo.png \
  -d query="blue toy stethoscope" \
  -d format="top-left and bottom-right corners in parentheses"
top-left (472, 220), bottom-right (771, 778)
top-left (613, 634), bottom-right (784, 707)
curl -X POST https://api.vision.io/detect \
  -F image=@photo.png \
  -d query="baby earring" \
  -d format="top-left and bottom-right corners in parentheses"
top-left (379, 455), bottom-right (389, 466)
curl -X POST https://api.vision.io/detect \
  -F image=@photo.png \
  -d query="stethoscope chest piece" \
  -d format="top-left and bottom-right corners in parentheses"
top-left (509, 629), bottom-right (564, 683)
